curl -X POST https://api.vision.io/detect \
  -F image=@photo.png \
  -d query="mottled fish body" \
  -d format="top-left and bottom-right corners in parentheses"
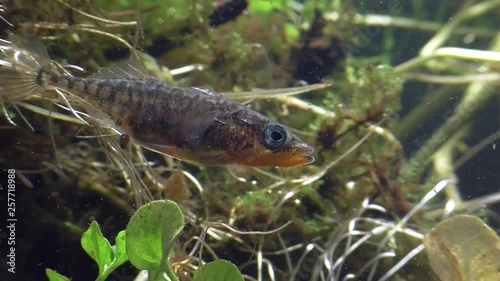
top-left (0, 36), bottom-right (314, 167)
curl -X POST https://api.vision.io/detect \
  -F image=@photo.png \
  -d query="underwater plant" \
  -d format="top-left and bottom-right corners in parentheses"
top-left (0, 1), bottom-right (499, 281)
top-left (46, 200), bottom-right (244, 281)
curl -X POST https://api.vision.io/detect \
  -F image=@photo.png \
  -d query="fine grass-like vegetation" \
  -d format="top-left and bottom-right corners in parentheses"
top-left (0, 1), bottom-right (499, 280)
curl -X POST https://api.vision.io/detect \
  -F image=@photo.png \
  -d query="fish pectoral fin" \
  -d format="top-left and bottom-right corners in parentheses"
top-left (137, 140), bottom-right (228, 165)
top-left (135, 140), bottom-right (185, 158)
top-left (88, 55), bottom-right (154, 80)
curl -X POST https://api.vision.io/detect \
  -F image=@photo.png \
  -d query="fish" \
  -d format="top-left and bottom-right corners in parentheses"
top-left (0, 36), bottom-right (314, 167)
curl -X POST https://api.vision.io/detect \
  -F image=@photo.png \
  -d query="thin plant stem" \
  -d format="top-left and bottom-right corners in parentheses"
top-left (404, 72), bottom-right (500, 84)
top-left (455, 128), bottom-right (500, 169)
top-left (400, 35), bottom-right (500, 182)
top-left (346, 13), bottom-right (498, 38)
top-left (394, 47), bottom-right (500, 74)
top-left (393, 85), bottom-right (459, 141)
top-left (420, 0), bottom-right (500, 56)
top-left (433, 125), bottom-right (470, 202)
top-left (54, 0), bottom-right (136, 26)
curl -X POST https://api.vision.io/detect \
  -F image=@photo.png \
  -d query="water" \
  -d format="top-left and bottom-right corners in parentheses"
top-left (0, 1), bottom-right (499, 280)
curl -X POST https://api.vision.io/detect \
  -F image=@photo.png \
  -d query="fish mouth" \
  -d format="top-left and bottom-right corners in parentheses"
top-left (298, 144), bottom-right (314, 155)
top-left (238, 143), bottom-right (315, 167)
top-left (288, 144), bottom-right (315, 166)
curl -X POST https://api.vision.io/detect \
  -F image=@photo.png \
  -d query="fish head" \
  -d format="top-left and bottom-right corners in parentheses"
top-left (226, 110), bottom-right (315, 167)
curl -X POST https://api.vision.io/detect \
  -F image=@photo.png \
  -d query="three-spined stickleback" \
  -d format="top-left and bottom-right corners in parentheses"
top-left (0, 36), bottom-right (314, 167)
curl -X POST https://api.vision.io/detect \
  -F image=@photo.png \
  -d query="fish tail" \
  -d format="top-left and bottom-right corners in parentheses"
top-left (0, 36), bottom-right (53, 101)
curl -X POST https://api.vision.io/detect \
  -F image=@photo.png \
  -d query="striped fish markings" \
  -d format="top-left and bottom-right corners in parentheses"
top-left (0, 36), bottom-right (314, 167)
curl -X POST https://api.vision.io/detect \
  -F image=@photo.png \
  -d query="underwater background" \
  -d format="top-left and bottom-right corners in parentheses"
top-left (0, 0), bottom-right (499, 280)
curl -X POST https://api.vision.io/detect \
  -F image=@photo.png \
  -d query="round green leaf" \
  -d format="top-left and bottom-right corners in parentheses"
top-left (424, 215), bottom-right (500, 281)
top-left (193, 260), bottom-right (244, 281)
top-left (125, 200), bottom-right (184, 271)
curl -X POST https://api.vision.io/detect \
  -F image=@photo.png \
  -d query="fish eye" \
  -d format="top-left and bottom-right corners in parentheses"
top-left (264, 124), bottom-right (287, 148)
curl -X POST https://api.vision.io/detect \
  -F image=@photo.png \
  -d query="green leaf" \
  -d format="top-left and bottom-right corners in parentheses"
top-left (193, 260), bottom-right (244, 281)
top-left (46, 269), bottom-right (71, 281)
top-left (100, 230), bottom-right (129, 280)
top-left (112, 230), bottom-right (128, 268)
top-left (424, 215), bottom-right (500, 281)
top-left (125, 200), bottom-right (184, 272)
top-left (81, 221), bottom-right (114, 277)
